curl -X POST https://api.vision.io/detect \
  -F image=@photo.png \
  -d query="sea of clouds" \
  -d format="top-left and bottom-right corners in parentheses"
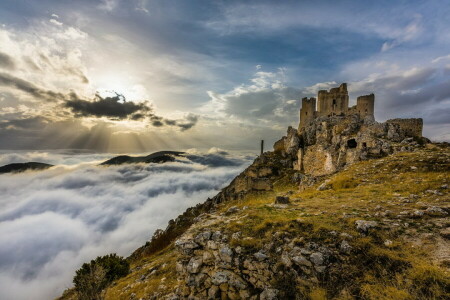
top-left (0, 149), bottom-right (253, 300)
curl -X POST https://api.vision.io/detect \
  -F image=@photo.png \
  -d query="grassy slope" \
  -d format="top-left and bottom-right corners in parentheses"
top-left (62, 145), bottom-right (450, 299)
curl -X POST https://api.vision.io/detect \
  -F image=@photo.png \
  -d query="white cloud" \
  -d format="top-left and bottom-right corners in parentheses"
top-left (49, 19), bottom-right (63, 26)
top-left (203, 68), bottom-right (299, 122)
top-left (98, 0), bottom-right (119, 12)
top-left (381, 14), bottom-right (423, 51)
top-left (303, 81), bottom-right (337, 95)
top-left (432, 54), bottom-right (450, 63)
top-left (135, 0), bottom-right (149, 13)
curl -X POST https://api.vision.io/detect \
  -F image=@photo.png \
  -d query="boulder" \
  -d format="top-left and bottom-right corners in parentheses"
top-left (175, 239), bottom-right (199, 255)
top-left (340, 240), bottom-right (352, 254)
top-left (291, 255), bottom-right (312, 267)
top-left (186, 257), bottom-right (203, 274)
top-left (309, 252), bottom-right (324, 265)
top-left (254, 252), bottom-right (268, 261)
top-left (355, 220), bottom-right (378, 233)
top-left (260, 288), bottom-right (279, 300)
top-left (219, 246), bottom-right (233, 263)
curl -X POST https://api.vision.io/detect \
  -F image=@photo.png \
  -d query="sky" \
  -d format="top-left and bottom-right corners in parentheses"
top-left (0, 2), bottom-right (449, 299)
top-left (0, 0), bottom-right (448, 153)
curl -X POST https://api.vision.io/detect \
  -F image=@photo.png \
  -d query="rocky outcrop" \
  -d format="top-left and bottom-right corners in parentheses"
top-left (174, 228), bottom-right (348, 299)
top-left (210, 153), bottom-right (284, 203)
top-left (274, 114), bottom-right (428, 176)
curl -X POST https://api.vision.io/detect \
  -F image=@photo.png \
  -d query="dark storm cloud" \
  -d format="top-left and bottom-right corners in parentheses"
top-left (164, 119), bottom-right (177, 126)
top-left (64, 93), bottom-right (199, 130)
top-left (177, 114), bottom-right (199, 131)
top-left (0, 52), bottom-right (15, 69)
top-left (148, 112), bottom-right (198, 130)
top-left (65, 93), bottom-right (151, 119)
top-left (0, 72), bottom-right (65, 101)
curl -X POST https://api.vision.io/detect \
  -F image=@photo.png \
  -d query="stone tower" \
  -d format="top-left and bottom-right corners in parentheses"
top-left (317, 83), bottom-right (349, 117)
top-left (299, 97), bottom-right (316, 130)
top-left (356, 94), bottom-right (375, 119)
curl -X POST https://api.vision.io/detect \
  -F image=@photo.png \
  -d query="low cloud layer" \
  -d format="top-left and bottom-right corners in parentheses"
top-left (0, 150), bottom-right (252, 300)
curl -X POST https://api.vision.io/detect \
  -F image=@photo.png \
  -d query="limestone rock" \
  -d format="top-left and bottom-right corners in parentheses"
top-left (211, 271), bottom-right (229, 285)
top-left (291, 255), bottom-right (312, 267)
top-left (340, 240), bottom-right (352, 254)
top-left (219, 246), bottom-right (233, 263)
top-left (425, 206), bottom-right (448, 216)
top-left (260, 288), bottom-right (279, 300)
top-left (194, 231), bottom-right (212, 246)
top-left (355, 220), bottom-right (378, 233)
top-left (254, 252), bottom-right (268, 261)
top-left (175, 239), bottom-right (199, 255)
top-left (186, 257), bottom-right (203, 274)
top-left (309, 252), bottom-right (324, 265)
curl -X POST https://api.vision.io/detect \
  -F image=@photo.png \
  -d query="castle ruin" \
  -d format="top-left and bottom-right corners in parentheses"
top-left (299, 83), bottom-right (374, 129)
top-left (273, 83), bottom-right (426, 177)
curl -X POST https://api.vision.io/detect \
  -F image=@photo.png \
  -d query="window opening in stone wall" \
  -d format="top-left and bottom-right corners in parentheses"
top-left (347, 139), bottom-right (357, 148)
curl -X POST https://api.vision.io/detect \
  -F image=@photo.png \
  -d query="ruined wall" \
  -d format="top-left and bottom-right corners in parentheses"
top-left (302, 144), bottom-right (337, 176)
top-left (299, 97), bottom-right (316, 130)
top-left (317, 83), bottom-right (349, 117)
top-left (356, 94), bottom-right (375, 118)
top-left (386, 118), bottom-right (423, 138)
top-left (278, 112), bottom-right (428, 178)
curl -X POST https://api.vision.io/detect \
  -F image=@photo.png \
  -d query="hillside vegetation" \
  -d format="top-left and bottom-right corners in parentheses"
top-left (59, 144), bottom-right (449, 299)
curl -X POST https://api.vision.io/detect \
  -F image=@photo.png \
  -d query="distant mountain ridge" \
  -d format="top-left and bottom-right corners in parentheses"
top-left (0, 150), bottom-right (245, 175)
top-left (0, 151), bottom-right (187, 174)
top-left (100, 151), bottom-right (185, 165)
top-left (0, 162), bottom-right (53, 174)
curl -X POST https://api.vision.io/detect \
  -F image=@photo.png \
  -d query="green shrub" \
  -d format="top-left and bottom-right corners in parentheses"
top-left (73, 253), bottom-right (129, 300)
top-left (331, 175), bottom-right (359, 189)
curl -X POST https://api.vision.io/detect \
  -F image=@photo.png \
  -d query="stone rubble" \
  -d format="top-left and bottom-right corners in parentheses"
top-left (173, 229), bottom-right (354, 299)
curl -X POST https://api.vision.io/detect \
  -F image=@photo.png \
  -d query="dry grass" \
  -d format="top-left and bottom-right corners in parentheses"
top-left (104, 246), bottom-right (178, 300)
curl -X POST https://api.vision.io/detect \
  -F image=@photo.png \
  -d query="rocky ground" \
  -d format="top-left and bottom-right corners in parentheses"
top-left (57, 142), bottom-right (450, 300)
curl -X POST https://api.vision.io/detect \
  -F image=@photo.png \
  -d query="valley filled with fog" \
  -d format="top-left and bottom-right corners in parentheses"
top-left (0, 149), bottom-right (252, 300)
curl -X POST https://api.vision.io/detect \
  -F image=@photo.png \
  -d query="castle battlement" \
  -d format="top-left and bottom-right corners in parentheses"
top-left (299, 83), bottom-right (375, 130)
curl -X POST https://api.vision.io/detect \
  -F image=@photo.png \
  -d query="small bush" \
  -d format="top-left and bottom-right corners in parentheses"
top-left (73, 254), bottom-right (129, 300)
top-left (331, 175), bottom-right (359, 190)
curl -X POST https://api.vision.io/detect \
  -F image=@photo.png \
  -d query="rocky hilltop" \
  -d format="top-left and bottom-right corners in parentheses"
top-left (59, 84), bottom-right (449, 300)
top-left (0, 162), bottom-right (53, 174)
